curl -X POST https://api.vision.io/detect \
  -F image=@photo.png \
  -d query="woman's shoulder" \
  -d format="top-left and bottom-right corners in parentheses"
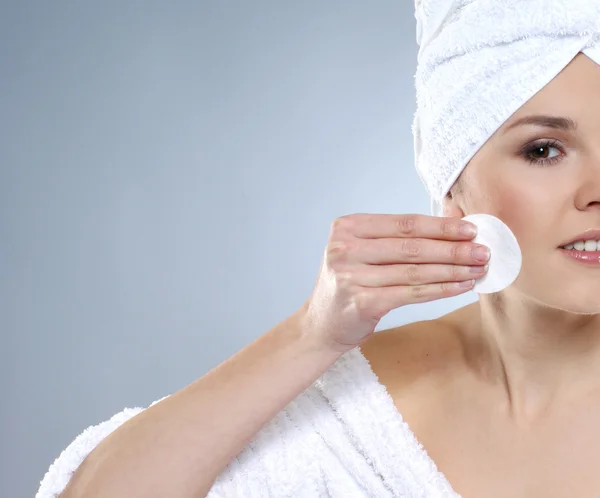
top-left (358, 303), bottom-right (478, 427)
top-left (360, 303), bottom-right (476, 386)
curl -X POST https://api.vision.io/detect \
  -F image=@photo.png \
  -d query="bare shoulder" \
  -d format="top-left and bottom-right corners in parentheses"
top-left (360, 318), bottom-right (462, 383)
top-left (358, 303), bottom-right (478, 404)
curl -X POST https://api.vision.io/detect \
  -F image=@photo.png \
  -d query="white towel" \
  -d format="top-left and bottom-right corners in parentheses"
top-left (412, 0), bottom-right (600, 217)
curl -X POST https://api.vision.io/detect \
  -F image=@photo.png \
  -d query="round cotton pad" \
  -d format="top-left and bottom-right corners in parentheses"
top-left (461, 213), bottom-right (522, 294)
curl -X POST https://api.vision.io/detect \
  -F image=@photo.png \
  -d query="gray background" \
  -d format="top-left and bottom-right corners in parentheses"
top-left (1, 2), bottom-right (477, 497)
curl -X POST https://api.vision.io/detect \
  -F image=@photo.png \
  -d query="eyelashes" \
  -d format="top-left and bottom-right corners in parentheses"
top-left (520, 139), bottom-right (565, 167)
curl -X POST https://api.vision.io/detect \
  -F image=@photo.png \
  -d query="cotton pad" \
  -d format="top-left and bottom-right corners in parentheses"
top-left (461, 213), bottom-right (522, 294)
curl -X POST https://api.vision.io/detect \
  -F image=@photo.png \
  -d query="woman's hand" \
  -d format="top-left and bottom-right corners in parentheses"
top-left (301, 213), bottom-right (490, 353)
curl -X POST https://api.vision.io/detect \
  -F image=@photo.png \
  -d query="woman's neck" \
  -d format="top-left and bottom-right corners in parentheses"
top-left (458, 295), bottom-right (600, 424)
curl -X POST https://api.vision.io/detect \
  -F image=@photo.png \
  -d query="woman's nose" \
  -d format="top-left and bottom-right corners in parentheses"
top-left (574, 153), bottom-right (600, 211)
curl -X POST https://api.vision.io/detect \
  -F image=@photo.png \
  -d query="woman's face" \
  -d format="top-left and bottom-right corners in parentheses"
top-left (446, 52), bottom-right (600, 313)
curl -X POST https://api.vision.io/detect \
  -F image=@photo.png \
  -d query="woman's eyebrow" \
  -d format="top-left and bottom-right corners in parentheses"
top-left (501, 115), bottom-right (578, 134)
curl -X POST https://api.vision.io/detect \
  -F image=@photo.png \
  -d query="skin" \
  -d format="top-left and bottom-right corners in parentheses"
top-left (361, 52), bottom-right (600, 497)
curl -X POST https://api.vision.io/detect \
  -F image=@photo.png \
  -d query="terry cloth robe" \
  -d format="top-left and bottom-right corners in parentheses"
top-left (36, 347), bottom-right (460, 497)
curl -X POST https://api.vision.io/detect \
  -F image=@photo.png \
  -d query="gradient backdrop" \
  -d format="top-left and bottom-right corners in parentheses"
top-left (1, 2), bottom-right (478, 496)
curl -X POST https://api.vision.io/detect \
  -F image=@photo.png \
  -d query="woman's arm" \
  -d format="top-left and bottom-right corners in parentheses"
top-left (59, 301), bottom-right (344, 498)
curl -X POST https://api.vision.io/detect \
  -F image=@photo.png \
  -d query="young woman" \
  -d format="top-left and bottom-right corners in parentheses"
top-left (37, 11), bottom-right (600, 498)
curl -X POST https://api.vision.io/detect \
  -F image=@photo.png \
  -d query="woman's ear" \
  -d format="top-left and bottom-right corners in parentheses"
top-left (442, 191), bottom-right (466, 218)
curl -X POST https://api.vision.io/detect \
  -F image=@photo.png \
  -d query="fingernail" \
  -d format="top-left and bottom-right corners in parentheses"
top-left (470, 264), bottom-right (488, 273)
top-left (460, 222), bottom-right (477, 237)
top-left (459, 279), bottom-right (475, 288)
top-left (473, 246), bottom-right (491, 262)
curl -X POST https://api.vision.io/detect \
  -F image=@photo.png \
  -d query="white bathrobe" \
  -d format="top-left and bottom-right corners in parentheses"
top-left (36, 347), bottom-right (460, 497)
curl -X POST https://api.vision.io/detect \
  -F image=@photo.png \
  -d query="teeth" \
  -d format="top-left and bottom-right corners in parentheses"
top-left (563, 240), bottom-right (600, 251)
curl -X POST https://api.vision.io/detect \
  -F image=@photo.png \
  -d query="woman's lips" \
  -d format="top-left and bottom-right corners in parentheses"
top-left (559, 247), bottom-right (600, 264)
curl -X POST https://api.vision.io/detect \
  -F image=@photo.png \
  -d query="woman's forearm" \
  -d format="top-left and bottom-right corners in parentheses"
top-left (60, 302), bottom-right (344, 498)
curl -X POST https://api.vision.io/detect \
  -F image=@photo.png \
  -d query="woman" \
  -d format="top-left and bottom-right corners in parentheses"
top-left (38, 6), bottom-right (600, 498)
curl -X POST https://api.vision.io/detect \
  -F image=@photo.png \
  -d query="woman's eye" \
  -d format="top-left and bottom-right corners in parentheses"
top-left (522, 140), bottom-right (564, 166)
top-left (529, 145), bottom-right (560, 160)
